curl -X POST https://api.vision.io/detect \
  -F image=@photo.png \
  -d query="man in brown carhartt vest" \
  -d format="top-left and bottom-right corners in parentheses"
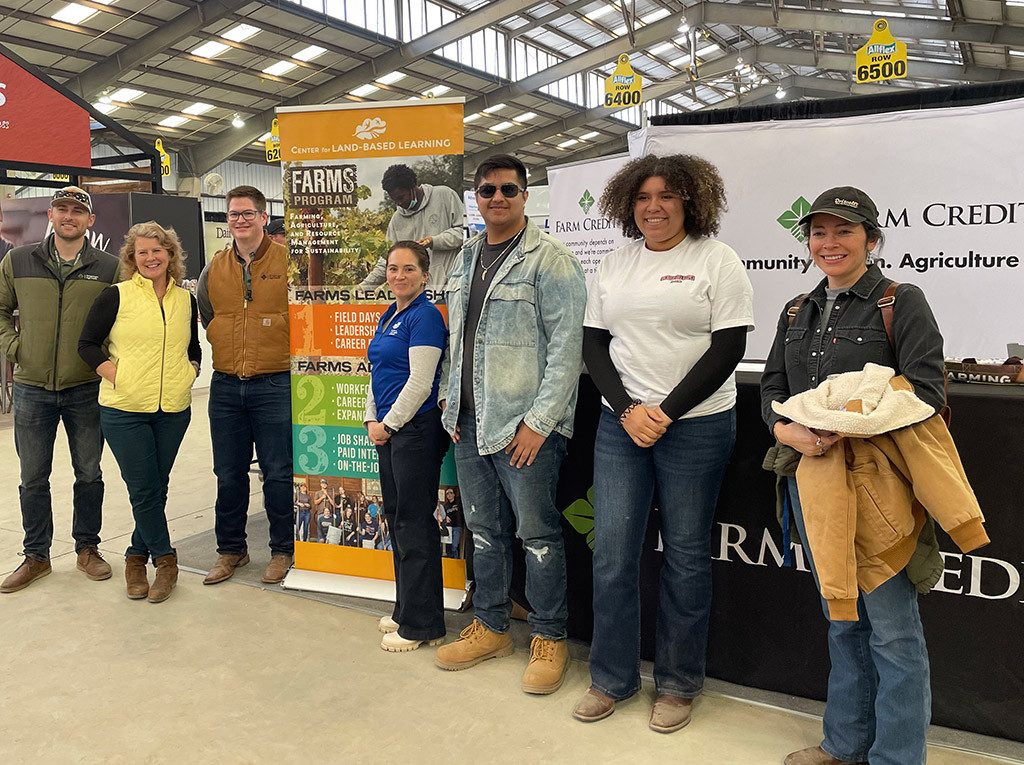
top-left (197, 185), bottom-right (293, 585)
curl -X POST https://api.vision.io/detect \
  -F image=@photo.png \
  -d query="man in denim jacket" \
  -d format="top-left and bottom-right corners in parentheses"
top-left (435, 155), bottom-right (586, 694)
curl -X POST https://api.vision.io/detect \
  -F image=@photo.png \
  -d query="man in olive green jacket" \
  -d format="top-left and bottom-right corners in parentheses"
top-left (0, 187), bottom-right (120, 593)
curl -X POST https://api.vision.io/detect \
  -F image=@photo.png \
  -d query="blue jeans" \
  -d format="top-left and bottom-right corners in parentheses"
top-left (209, 371), bottom-right (294, 557)
top-left (13, 381), bottom-right (104, 560)
top-left (590, 406), bottom-right (735, 700)
top-left (296, 509), bottom-right (311, 541)
top-left (101, 407), bottom-right (191, 560)
top-left (454, 409), bottom-right (568, 640)
top-left (788, 477), bottom-right (930, 765)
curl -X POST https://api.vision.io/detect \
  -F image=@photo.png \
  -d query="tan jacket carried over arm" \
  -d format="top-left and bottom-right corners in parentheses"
top-left (775, 364), bottom-right (989, 621)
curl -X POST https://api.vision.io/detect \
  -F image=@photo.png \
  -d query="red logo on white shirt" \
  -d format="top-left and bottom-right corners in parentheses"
top-left (660, 274), bottom-right (695, 283)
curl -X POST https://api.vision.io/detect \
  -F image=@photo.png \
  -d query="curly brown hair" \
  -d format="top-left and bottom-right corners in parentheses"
top-left (119, 221), bottom-right (186, 284)
top-left (599, 154), bottom-right (728, 239)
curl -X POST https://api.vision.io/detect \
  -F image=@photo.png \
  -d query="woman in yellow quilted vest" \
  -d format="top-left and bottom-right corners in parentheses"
top-left (79, 222), bottom-right (200, 604)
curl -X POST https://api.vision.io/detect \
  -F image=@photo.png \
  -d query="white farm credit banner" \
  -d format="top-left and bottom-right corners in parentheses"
top-left (621, 98), bottom-right (1024, 360)
top-left (548, 154), bottom-right (633, 287)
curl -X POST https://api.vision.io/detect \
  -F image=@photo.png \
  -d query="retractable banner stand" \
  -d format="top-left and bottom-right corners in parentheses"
top-left (630, 97), bottom-right (1024, 359)
top-left (277, 99), bottom-right (467, 605)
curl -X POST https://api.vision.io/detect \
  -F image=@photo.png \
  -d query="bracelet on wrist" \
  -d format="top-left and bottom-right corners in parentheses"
top-left (618, 399), bottom-right (643, 426)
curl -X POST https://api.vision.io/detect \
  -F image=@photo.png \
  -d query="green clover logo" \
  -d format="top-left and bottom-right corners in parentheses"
top-left (562, 486), bottom-right (596, 550)
top-left (777, 196), bottom-right (811, 243)
top-left (578, 189), bottom-right (596, 215)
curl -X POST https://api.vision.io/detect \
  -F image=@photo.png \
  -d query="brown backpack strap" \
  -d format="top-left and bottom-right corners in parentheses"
top-left (878, 281), bottom-right (951, 424)
top-left (786, 294), bottom-right (808, 327)
top-left (877, 282), bottom-right (899, 351)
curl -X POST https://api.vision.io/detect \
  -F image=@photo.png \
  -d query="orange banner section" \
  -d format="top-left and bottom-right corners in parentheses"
top-left (290, 303), bottom-right (450, 357)
top-left (290, 304), bottom-right (385, 357)
top-left (296, 542), bottom-right (466, 589)
top-left (279, 102), bottom-right (464, 161)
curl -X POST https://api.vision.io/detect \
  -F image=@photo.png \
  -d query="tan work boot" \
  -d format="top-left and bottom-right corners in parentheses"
top-left (434, 619), bottom-right (514, 671)
top-left (784, 746), bottom-right (867, 765)
top-left (0, 557), bottom-right (52, 593)
top-left (521, 635), bottom-right (569, 694)
top-left (649, 694), bottom-right (693, 733)
top-left (77, 547), bottom-right (112, 581)
top-left (203, 552), bottom-right (250, 585)
top-left (148, 554), bottom-right (178, 603)
top-left (124, 555), bottom-right (149, 600)
top-left (262, 554), bottom-right (293, 584)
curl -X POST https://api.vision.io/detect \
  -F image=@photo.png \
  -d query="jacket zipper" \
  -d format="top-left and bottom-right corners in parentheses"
top-left (53, 279), bottom-right (65, 386)
top-left (159, 299), bottom-right (167, 407)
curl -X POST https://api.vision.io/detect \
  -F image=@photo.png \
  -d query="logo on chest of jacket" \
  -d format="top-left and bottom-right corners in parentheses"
top-left (77, 273), bottom-right (100, 281)
top-left (260, 273), bottom-right (283, 280)
top-left (660, 274), bottom-right (695, 283)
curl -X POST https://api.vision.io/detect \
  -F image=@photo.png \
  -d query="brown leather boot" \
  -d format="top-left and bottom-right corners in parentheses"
top-left (148, 554), bottom-right (178, 603)
top-left (1, 557), bottom-right (52, 593)
top-left (76, 547), bottom-right (112, 581)
top-left (124, 555), bottom-right (149, 600)
top-left (262, 554), bottom-right (293, 584)
top-left (203, 552), bottom-right (249, 585)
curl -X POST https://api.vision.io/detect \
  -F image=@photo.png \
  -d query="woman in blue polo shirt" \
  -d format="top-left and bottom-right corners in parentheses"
top-left (364, 240), bottom-right (450, 653)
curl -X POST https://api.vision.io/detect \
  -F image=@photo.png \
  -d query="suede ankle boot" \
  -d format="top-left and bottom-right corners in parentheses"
top-left (148, 554), bottom-right (178, 603)
top-left (125, 555), bottom-right (149, 600)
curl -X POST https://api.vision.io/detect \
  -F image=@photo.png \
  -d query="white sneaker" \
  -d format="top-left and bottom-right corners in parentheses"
top-left (381, 631), bottom-right (444, 653)
top-left (378, 615), bottom-right (400, 634)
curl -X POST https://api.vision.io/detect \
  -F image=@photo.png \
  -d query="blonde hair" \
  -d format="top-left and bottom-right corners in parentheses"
top-left (119, 221), bottom-right (186, 284)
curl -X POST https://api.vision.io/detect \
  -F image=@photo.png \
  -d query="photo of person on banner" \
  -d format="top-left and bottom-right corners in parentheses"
top-left (294, 479), bottom-right (312, 542)
top-left (574, 154), bottom-right (753, 732)
top-left (359, 164), bottom-right (464, 298)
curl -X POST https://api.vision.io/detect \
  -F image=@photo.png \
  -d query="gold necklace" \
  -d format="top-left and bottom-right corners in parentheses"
top-left (479, 226), bottom-right (526, 281)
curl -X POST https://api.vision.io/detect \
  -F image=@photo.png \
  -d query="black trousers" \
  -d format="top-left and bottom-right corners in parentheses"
top-left (376, 407), bottom-right (449, 640)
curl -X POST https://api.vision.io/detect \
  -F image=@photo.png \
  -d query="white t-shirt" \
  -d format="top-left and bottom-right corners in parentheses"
top-left (584, 236), bottom-right (754, 419)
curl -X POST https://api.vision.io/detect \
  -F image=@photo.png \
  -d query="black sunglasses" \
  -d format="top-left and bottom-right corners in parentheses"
top-left (476, 183), bottom-right (525, 199)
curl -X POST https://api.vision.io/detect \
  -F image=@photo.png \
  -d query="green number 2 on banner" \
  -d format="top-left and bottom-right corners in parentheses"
top-left (295, 376), bottom-right (326, 425)
top-left (298, 426), bottom-right (329, 474)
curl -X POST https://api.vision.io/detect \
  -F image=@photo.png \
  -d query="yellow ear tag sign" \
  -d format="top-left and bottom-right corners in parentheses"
top-left (266, 118), bottom-right (281, 163)
top-left (154, 138), bottom-right (171, 177)
top-left (604, 53), bottom-right (642, 108)
top-left (855, 20), bottom-right (908, 83)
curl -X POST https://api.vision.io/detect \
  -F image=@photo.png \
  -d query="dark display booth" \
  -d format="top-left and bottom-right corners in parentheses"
top-left (557, 375), bottom-right (1024, 744)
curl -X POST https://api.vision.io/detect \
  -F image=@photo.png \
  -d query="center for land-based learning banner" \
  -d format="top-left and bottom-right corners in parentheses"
top-left (278, 99), bottom-right (466, 593)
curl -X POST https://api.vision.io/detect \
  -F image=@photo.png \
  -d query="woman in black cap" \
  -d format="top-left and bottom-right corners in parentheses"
top-left (761, 187), bottom-right (946, 765)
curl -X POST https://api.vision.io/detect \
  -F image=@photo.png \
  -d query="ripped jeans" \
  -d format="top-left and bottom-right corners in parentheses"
top-left (454, 409), bottom-right (568, 640)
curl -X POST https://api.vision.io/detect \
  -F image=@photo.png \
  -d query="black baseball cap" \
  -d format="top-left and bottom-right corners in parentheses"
top-left (798, 186), bottom-right (879, 228)
top-left (265, 217), bottom-right (285, 235)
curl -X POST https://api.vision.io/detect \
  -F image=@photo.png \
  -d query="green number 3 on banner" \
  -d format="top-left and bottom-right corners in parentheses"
top-left (297, 425), bottom-right (329, 474)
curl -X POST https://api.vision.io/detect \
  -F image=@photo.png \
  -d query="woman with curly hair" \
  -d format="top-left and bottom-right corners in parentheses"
top-left (78, 222), bottom-right (200, 603)
top-left (572, 154), bottom-right (754, 731)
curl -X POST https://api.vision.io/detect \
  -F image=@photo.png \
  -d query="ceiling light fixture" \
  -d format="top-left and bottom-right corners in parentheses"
top-left (232, 114), bottom-right (245, 128)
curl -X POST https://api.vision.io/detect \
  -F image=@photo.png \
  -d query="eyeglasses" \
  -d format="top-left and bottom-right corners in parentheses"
top-left (476, 183), bottom-right (525, 199)
top-left (227, 209), bottom-right (263, 221)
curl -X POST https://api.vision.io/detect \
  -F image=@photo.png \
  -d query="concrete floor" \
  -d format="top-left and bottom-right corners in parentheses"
top-left (0, 388), bottom-right (1018, 764)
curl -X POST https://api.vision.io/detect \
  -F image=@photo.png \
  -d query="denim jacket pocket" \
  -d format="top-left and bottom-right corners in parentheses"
top-left (485, 281), bottom-right (537, 347)
top-left (833, 327), bottom-right (889, 370)
top-left (784, 327), bottom-right (806, 370)
top-left (446, 275), bottom-right (465, 335)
